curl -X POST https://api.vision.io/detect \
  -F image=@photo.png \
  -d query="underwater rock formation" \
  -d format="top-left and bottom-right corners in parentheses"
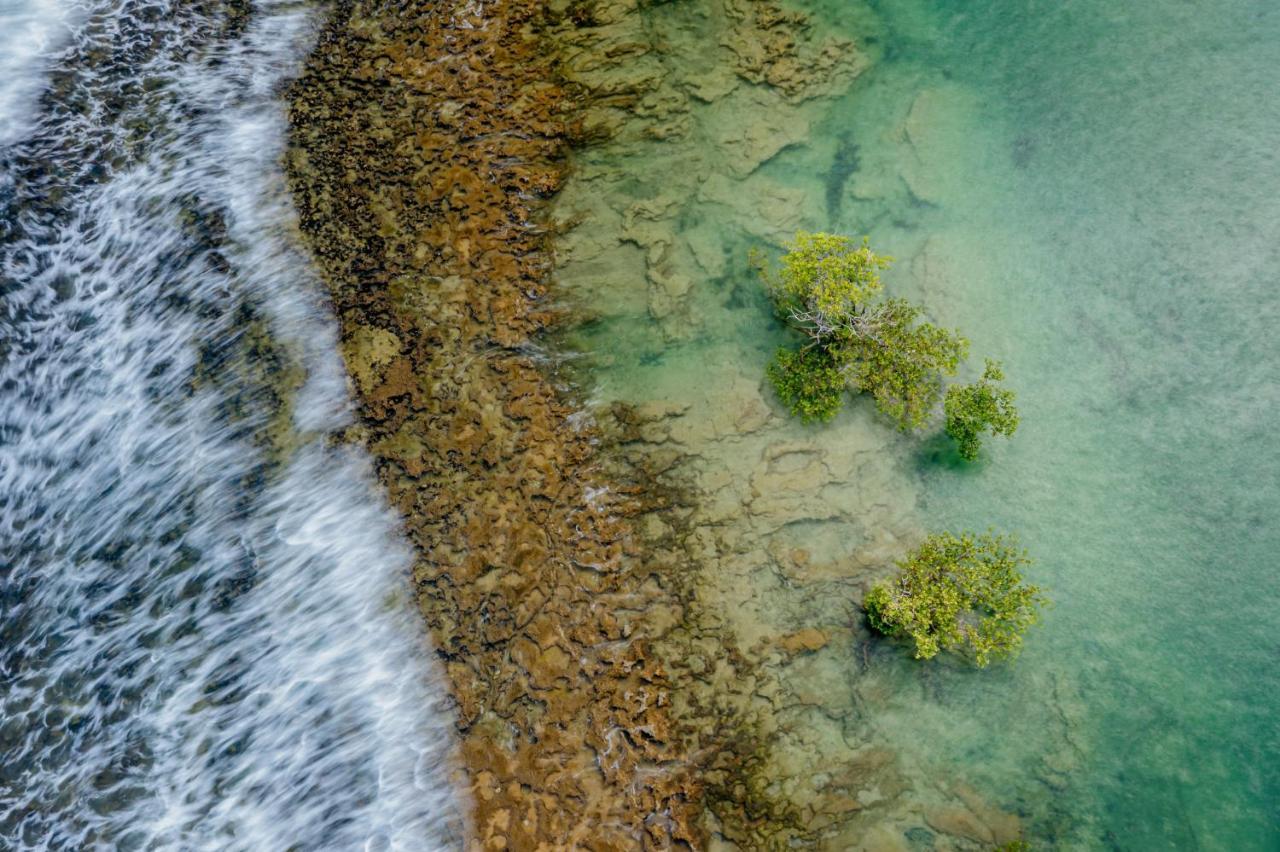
top-left (548, 1), bottom-right (1035, 849)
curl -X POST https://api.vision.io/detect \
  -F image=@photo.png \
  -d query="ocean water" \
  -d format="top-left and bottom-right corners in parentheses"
top-left (553, 0), bottom-right (1279, 846)
top-left (797, 0), bottom-right (1280, 847)
top-left (0, 0), bottom-right (464, 847)
top-left (0, 0), bottom-right (79, 147)
top-left (6, 0), bottom-right (1276, 845)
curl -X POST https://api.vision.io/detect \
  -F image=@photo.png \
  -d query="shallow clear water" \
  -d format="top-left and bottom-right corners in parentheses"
top-left (789, 0), bottom-right (1280, 847)
top-left (555, 0), bottom-right (1279, 846)
top-left (0, 1), bottom-right (464, 847)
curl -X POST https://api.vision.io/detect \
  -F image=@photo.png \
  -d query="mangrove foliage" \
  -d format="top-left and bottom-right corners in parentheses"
top-left (865, 531), bottom-right (1045, 667)
top-left (757, 231), bottom-right (1020, 457)
top-left (945, 358), bottom-right (1020, 461)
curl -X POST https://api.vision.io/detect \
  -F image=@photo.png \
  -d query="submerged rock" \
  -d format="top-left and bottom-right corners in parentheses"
top-left (776, 627), bottom-right (829, 656)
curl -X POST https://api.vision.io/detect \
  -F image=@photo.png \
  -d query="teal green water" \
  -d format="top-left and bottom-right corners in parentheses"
top-left (798, 0), bottom-right (1280, 846)
top-left (554, 0), bottom-right (1280, 845)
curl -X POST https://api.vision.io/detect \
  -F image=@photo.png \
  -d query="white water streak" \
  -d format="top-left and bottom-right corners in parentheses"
top-left (0, 0), bottom-right (81, 147)
top-left (0, 0), bottom-right (466, 848)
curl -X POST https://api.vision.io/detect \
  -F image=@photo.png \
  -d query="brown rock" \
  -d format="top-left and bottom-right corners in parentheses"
top-left (286, 0), bottom-right (703, 846)
top-left (777, 628), bottom-right (829, 656)
top-left (925, 805), bottom-right (995, 844)
top-left (858, 825), bottom-right (911, 852)
top-left (952, 781), bottom-right (1025, 844)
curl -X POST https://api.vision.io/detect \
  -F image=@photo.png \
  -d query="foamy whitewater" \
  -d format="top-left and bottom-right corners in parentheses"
top-left (0, 0), bottom-right (79, 147)
top-left (0, 0), bottom-right (465, 848)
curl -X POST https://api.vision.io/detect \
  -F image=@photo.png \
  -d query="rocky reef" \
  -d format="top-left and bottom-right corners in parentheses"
top-left (286, 0), bottom-right (702, 847)
top-left (285, 0), bottom-right (1040, 847)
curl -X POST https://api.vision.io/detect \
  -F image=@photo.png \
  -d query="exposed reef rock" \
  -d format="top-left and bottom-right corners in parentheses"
top-left (285, 0), bottom-right (1035, 846)
top-left (286, 0), bottom-right (702, 847)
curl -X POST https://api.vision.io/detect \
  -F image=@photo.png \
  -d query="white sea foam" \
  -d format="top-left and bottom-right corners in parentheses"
top-left (0, 1), bottom-right (466, 848)
top-left (0, 0), bottom-right (81, 147)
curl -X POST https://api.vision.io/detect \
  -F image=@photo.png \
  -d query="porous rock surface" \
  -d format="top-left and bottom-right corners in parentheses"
top-left (286, 0), bottom-right (702, 847)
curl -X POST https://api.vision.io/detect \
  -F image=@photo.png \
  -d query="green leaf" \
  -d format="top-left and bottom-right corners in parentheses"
top-left (835, 299), bottom-right (968, 431)
top-left (944, 358), bottom-right (1020, 460)
top-left (767, 346), bottom-right (846, 423)
top-left (757, 231), bottom-right (892, 324)
top-left (864, 530), bottom-right (1046, 666)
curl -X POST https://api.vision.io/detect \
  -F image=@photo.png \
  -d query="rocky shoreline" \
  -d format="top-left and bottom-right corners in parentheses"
top-left (285, 0), bottom-right (1034, 848)
top-left (285, 0), bottom-right (706, 847)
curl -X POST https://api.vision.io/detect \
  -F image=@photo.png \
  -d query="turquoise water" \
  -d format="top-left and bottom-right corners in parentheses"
top-left (543, 0), bottom-right (1280, 842)
top-left (798, 0), bottom-right (1280, 846)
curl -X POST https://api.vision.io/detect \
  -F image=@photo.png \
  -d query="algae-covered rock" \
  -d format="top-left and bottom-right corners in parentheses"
top-left (711, 87), bottom-right (811, 176)
top-left (286, 0), bottom-right (706, 846)
top-left (340, 325), bottom-right (401, 394)
top-left (777, 627), bottom-right (829, 656)
top-left (925, 805), bottom-right (996, 844)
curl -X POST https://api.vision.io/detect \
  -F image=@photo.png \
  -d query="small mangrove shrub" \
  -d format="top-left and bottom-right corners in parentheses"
top-left (765, 347), bottom-right (845, 424)
top-left (758, 231), bottom-right (968, 431)
top-left (864, 531), bottom-right (1045, 666)
top-left (839, 298), bottom-right (967, 430)
top-left (944, 358), bottom-right (1020, 460)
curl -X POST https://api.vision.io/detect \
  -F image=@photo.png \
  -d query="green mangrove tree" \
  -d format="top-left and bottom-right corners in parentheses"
top-left (864, 531), bottom-right (1045, 667)
top-left (945, 358), bottom-right (1020, 461)
top-left (758, 231), bottom-right (1021, 457)
top-left (757, 231), bottom-right (967, 429)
